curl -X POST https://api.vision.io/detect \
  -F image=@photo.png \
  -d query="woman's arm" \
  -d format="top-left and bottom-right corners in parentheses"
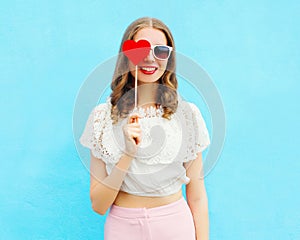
top-left (90, 113), bottom-right (141, 215)
top-left (89, 151), bottom-right (133, 215)
top-left (184, 153), bottom-right (209, 240)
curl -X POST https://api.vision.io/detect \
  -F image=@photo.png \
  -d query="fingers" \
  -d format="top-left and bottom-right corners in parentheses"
top-left (124, 123), bottom-right (141, 134)
top-left (128, 113), bottom-right (141, 124)
top-left (123, 123), bottom-right (141, 140)
top-left (123, 126), bottom-right (141, 151)
top-left (125, 129), bottom-right (141, 144)
top-left (128, 123), bottom-right (141, 128)
top-left (124, 113), bottom-right (142, 147)
top-left (127, 129), bottom-right (141, 138)
top-left (127, 123), bottom-right (141, 145)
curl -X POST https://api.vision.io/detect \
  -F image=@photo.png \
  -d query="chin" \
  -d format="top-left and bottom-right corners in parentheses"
top-left (138, 78), bottom-right (160, 84)
top-left (138, 71), bottom-right (164, 84)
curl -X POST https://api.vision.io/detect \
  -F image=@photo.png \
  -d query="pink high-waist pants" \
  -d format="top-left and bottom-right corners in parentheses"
top-left (104, 197), bottom-right (196, 240)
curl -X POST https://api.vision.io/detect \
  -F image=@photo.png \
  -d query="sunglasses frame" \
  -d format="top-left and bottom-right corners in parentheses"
top-left (150, 45), bottom-right (173, 60)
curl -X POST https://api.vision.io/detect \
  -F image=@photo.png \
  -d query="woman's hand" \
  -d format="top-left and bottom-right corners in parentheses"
top-left (122, 113), bottom-right (141, 156)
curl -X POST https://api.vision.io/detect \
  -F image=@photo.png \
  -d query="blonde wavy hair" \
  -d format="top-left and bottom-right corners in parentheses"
top-left (110, 17), bottom-right (178, 124)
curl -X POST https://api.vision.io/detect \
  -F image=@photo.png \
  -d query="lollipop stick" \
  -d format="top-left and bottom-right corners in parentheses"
top-left (132, 65), bottom-right (139, 144)
top-left (135, 65), bottom-right (138, 109)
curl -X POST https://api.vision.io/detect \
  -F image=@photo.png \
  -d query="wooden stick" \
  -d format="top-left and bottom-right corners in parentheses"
top-left (135, 65), bottom-right (138, 109)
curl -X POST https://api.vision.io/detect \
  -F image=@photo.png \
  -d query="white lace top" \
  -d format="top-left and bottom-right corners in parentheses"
top-left (80, 97), bottom-right (210, 196)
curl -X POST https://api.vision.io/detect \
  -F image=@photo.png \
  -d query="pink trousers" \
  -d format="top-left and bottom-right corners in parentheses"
top-left (104, 197), bottom-right (196, 240)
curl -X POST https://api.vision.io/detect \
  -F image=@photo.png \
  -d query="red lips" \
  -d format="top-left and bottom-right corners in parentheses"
top-left (139, 66), bottom-right (157, 75)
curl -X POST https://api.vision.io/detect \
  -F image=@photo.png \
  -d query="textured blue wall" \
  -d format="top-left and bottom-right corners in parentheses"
top-left (1, 0), bottom-right (299, 239)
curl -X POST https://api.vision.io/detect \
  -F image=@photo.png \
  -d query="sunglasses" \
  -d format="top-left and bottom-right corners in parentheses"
top-left (150, 45), bottom-right (173, 60)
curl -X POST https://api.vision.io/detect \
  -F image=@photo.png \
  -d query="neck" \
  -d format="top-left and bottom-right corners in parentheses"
top-left (137, 82), bottom-right (158, 108)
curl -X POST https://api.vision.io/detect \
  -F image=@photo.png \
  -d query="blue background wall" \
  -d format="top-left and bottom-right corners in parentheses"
top-left (1, 0), bottom-right (299, 239)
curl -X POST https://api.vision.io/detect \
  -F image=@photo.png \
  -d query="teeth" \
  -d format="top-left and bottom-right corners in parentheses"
top-left (140, 67), bottom-right (156, 71)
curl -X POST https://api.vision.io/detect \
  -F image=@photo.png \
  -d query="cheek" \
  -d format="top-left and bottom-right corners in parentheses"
top-left (128, 61), bottom-right (136, 77)
top-left (158, 60), bottom-right (168, 71)
top-left (156, 60), bottom-right (168, 78)
top-left (128, 61), bottom-right (135, 71)
top-left (156, 65), bottom-right (167, 79)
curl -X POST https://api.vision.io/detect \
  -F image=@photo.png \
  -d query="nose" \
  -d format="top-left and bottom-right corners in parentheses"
top-left (143, 49), bottom-right (155, 62)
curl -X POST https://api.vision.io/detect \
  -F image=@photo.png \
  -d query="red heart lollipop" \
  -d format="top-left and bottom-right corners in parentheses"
top-left (122, 40), bottom-right (151, 65)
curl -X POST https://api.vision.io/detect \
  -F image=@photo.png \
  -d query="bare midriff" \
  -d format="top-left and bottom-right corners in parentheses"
top-left (113, 189), bottom-right (183, 208)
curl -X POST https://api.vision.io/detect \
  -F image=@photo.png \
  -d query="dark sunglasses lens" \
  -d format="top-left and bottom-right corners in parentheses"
top-left (154, 46), bottom-right (170, 59)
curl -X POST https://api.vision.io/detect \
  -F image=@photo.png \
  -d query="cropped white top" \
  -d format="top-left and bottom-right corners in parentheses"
top-left (79, 97), bottom-right (210, 197)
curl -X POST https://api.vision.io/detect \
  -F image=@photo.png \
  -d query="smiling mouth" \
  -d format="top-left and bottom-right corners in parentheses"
top-left (139, 66), bottom-right (158, 75)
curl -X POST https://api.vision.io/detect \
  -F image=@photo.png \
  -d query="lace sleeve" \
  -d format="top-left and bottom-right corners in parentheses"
top-left (189, 102), bottom-right (210, 153)
top-left (79, 104), bottom-right (107, 159)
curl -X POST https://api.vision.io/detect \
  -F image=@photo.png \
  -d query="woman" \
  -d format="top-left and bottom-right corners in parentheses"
top-left (80, 17), bottom-right (210, 240)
